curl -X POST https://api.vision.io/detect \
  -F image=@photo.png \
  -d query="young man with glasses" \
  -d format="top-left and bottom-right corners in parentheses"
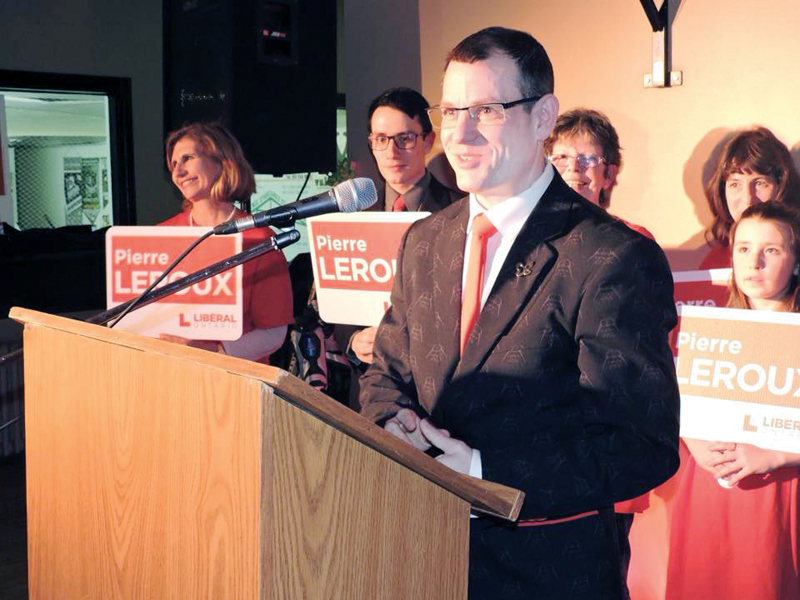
top-left (348, 88), bottom-right (461, 367)
top-left (367, 87), bottom-right (461, 213)
top-left (359, 27), bottom-right (679, 599)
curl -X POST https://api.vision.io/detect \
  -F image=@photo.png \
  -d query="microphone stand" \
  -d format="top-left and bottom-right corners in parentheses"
top-left (0, 229), bottom-right (301, 366)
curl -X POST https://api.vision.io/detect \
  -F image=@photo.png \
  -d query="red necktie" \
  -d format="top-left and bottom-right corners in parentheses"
top-left (460, 213), bottom-right (497, 354)
top-left (392, 194), bottom-right (406, 212)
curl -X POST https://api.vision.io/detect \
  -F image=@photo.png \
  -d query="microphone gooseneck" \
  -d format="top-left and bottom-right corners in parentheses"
top-left (213, 177), bottom-right (377, 235)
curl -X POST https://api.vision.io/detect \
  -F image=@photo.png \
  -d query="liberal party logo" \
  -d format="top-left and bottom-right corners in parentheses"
top-left (743, 414), bottom-right (758, 432)
top-left (178, 313), bottom-right (236, 328)
top-left (744, 413), bottom-right (800, 434)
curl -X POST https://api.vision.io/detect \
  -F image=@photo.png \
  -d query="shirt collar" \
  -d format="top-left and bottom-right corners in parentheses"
top-left (467, 163), bottom-right (554, 237)
top-left (384, 170), bottom-right (431, 211)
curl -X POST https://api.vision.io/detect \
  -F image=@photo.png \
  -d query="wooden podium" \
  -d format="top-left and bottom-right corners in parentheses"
top-left (12, 308), bottom-right (523, 599)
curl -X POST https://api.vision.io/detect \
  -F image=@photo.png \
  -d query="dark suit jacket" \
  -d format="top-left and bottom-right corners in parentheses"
top-left (359, 174), bottom-right (680, 521)
top-left (372, 170), bottom-right (461, 213)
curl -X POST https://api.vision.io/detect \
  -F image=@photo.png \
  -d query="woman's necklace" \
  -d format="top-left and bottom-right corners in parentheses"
top-left (189, 206), bottom-right (237, 227)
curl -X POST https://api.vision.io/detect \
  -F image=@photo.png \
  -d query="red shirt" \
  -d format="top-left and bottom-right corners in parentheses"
top-left (699, 242), bottom-right (731, 270)
top-left (617, 217), bottom-right (656, 242)
top-left (158, 210), bottom-right (293, 336)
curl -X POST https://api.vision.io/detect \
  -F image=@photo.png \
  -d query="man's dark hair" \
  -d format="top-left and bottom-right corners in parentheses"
top-left (367, 87), bottom-right (432, 135)
top-left (445, 27), bottom-right (554, 111)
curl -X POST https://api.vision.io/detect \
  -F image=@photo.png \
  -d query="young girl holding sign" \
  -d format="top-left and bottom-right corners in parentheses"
top-left (667, 202), bottom-right (800, 599)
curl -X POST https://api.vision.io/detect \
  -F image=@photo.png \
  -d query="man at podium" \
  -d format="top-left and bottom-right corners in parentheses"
top-left (359, 27), bottom-right (680, 599)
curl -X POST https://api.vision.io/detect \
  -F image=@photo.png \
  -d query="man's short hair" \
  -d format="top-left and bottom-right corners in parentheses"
top-left (367, 87), bottom-right (432, 135)
top-left (544, 108), bottom-right (622, 209)
top-left (445, 27), bottom-right (554, 112)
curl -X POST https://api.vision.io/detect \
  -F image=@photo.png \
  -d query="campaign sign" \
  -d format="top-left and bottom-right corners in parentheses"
top-left (672, 268), bottom-right (731, 309)
top-left (307, 212), bottom-right (429, 326)
top-left (675, 305), bottom-right (800, 453)
top-left (106, 227), bottom-right (243, 340)
top-left (669, 269), bottom-right (731, 355)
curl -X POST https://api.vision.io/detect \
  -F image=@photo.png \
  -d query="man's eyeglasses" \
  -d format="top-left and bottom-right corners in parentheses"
top-left (549, 153), bottom-right (605, 170)
top-left (426, 95), bottom-right (543, 129)
top-left (368, 132), bottom-right (425, 151)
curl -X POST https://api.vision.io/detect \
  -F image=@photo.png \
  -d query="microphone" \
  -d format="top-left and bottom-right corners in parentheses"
top-left (214, 177), bottom-right (377, 235)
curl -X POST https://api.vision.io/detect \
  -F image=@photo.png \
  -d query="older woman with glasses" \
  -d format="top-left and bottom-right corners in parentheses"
top-left (544, 108), bottom-right (654, 244)
top-left (542, 107), bottom-right (659, 597)
top-left (544, 108), bottom-right (620, 208)
top-left (159, 122), bottom-right (293, 363)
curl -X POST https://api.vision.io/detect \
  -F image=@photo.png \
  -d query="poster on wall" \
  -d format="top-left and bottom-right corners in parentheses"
top-left (63, 155), bottom-right (108, 227)
top-left (63, 155), bottom-right (83, 224)
top-left (80, 157), bottom-right (101, 225)
top-left (252, 172), bottom-right (332, 262)
top-left (0, 95), bottom-right (12, 225)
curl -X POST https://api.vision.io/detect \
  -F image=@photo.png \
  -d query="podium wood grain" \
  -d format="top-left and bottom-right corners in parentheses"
top-left (268, 398), bottom-right (468, 599)
top-left (24, 324), bottom-right (264, 598)
top-left (14, 308), bottom-right (522, 599)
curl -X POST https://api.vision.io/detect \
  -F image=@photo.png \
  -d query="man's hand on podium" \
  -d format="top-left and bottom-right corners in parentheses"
top-left (385, 408), bottom-right (431, 451)
top-left (384, 408), bottom-right (473, 474)
top-left (420, 420), bottom-right (472, 475)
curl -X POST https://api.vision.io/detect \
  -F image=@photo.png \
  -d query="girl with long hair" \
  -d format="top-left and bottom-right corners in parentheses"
top-left (668, 202), bottom-right (800, 599)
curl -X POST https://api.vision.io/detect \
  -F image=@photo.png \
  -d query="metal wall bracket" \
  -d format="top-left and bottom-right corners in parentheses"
top-left (640, 0), bottom-right (683, 88)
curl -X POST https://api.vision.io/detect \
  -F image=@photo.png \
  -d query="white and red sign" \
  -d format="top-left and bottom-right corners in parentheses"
top-left (675, 305), bottom-right (800, 453)
top-left (669, 268), bottom-right (731, 355)
top-left (308, 212), bottom-right (429, 326)
top-left (672, 268), bottom-right (731, 309)
top-left (105, 226), bottom-right (243, 340)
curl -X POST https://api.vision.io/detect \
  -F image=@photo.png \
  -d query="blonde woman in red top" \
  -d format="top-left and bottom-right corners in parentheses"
top-left (159, 122), bottom-right (292, 363)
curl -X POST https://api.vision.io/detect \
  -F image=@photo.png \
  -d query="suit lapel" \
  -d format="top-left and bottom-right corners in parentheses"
top-left (456, 179), bottom-right (577, 376)
top-left (430, 200), bottom-right (469, 381)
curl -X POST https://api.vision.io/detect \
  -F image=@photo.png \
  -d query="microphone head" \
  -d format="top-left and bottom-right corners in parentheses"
top-left (333, 177), bottom-right (378, 213)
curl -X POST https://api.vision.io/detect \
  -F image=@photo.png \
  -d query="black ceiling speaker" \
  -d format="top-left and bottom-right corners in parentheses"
top-left (164, 0), bottom-right (337, 176)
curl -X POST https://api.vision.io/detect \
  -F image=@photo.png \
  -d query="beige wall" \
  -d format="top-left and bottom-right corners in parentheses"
top-left (419, 1), bottom-right (800, 267)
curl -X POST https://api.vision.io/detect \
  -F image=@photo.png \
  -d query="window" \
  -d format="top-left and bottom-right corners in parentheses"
top-left (0, 70), bottom-right (135, 231)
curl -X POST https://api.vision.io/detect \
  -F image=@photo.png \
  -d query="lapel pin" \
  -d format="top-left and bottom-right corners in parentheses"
top-left (515, 262), bottom-right (533, 278)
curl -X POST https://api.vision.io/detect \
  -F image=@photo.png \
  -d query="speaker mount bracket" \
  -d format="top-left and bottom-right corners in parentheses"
top-left (640, 0), bottom-right (683, 88)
